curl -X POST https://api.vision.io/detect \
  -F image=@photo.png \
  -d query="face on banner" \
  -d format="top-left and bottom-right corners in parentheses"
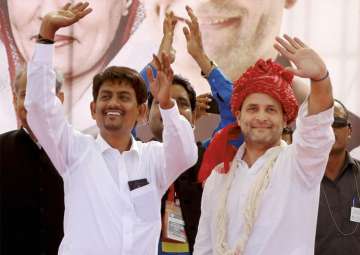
top-left (7, 0), bottom-right (128, 78)
top-left (144, 0), bottom-right (295, 80)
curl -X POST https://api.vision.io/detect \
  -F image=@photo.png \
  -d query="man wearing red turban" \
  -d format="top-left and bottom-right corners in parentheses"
top-left (194, 35), bottom-right (335, 255)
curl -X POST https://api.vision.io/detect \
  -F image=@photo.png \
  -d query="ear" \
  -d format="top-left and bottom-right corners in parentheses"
top-left (285, 0), bottom-right (297, 9)
top-left (90, 101), bottom-right (96, 120)
top-left (190, 110), bottom-right (196, 128)
top-left (56, 91), bottom-right (65, 104)
top-left (136, 103), bottom-right (147, 123)
top-left (235, 110), bottom-right (241, 125)
top-left (347, 123), bottom-right (352, 138)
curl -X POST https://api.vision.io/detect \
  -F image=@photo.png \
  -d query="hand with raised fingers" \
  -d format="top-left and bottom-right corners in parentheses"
top-left (183, 6), bottom-right (205, 59)
top-left (40, 1), bottom-right (92, 40)
top-left (195, 93), bottom-right (212, 121)
top-left (163, 11), bottom-right (177, 37)
top-left (182, 5), bottom-right (213, 76)
top-left (147, 53), bottom-right (174, 109)
top-left (274, 35), bottom-right (328, 81)
top-left (155, 11), bottom-right (178, 66)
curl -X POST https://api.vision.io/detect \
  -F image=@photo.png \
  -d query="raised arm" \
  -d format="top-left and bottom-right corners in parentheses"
top-left (25, 2), bottom-right (92, 175)
top-left (147, 53), bottom-right (198, 191)
top-left (182, 6), bottom-right (235, 130)
top-left (140, 11), bottom-right (177, 89)
top-left (274, 35), bottom-right (333, 115)
top-left (274, 35), bottom-right (335, 187)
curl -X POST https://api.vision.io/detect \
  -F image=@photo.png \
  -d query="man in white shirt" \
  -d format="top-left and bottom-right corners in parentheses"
top-left (24, 2), bottom-right (198, 255)
top-left (194, 36), bottom-right (335, 254)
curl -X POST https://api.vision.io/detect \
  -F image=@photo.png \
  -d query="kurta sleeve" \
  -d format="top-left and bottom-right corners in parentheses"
top-left (291, 99), bottom-right (335, 188)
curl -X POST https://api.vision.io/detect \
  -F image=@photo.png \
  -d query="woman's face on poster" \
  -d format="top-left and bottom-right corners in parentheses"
top-left (8, 0), bottom-right (128, 78)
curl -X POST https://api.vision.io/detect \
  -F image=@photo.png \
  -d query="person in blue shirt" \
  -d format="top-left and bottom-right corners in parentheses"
top-left (139, 7), bottom-right (243, 254)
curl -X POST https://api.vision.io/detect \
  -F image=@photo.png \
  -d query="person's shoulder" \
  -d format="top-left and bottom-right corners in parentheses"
top-left (0, 129), bottom-right (21, 141)
top-left (352, 157), bottom-right (360, 170)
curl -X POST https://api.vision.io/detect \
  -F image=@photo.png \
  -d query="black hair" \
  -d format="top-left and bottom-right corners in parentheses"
top-left (92, 66), bottom-right (147, 104)
top-left (147, 74), bottom-right (196, 111)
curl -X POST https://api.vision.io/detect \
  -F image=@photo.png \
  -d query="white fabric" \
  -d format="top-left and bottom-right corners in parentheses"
top-left (0, 40), bottom-right (17, 133)
top-left (194, 102), bottom-right (335, 255)
top-left (25, 43), bottom-right (198, 255)
top-left (350, 146), bottom-right (360, 161)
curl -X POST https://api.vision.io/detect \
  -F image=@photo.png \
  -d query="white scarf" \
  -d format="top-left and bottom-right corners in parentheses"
top-left (215, 143), bottom-right (285, 255)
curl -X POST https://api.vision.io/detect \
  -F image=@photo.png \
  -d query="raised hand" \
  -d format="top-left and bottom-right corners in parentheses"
top-left (182, 6), bottom-right (213, 76)
top-left (274, 35), bottom-right (328, 81)
top-left (195, 93), bottom-right (212, 121)
top-left (40, 2), bottom-right (92, 40)
top-left (155, 11), bottom-right (178, 66)
top-left (147, 53), bottom-right (174, 109)
top-left (183, 6), bottom-right (205, 58)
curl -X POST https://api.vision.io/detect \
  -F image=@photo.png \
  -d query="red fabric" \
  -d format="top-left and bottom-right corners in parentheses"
top-left (198, 59), bottom-right (299, 183)
top-left (231, 59), bottom-right (298, 123)
top-left (198, 124), bottom-right (240, 183)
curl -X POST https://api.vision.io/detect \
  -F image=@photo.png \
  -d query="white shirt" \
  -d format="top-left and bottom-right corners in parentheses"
top-left (194, 102), bottom-right (335, 255)
top-left (25, 43), bottom-right (198, 255)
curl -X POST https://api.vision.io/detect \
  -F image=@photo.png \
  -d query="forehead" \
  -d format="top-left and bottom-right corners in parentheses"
top-left (170, 84), bottom-right (190, 101)
top-left (99, 79), bottom-right (135, 94)
top-left (242, 93), bottom-right (282, 108)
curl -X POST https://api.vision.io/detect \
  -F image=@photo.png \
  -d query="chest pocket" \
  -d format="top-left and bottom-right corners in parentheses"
top-left (130, 183), bottom-right (160, 222)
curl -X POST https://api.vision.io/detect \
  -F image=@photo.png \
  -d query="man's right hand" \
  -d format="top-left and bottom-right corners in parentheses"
top-left (152, 11), bottom-right (177, 69)
top-left (39, 2), bottom-right (92, 41)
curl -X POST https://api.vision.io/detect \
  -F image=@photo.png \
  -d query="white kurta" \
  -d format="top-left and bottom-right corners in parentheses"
top-left (25, 43), bottom-right (198, 255)
top-left (194, 102), bottom-right (335, 255)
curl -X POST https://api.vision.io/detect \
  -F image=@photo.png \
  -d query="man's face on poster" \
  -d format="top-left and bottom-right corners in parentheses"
top-left (7, 0), bottom-right (127, 78)
top-left (146, 0), bottom-right (296, 79)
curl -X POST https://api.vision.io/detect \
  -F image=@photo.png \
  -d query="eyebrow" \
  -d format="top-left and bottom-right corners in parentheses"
top-left (175, 96), bottom-right (190, 104)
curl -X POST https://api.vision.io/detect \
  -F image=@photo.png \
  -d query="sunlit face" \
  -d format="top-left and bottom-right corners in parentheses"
top-left (331, 102), bottom-right (352, 154)
top-left (145, 0), bottom-right (295, 79)
top-left (235, 93), bottom-right (286, 148)
top-left (148, 84), bottom-right (194, 141)
top-left (91, 80), bottom-right (144, 136)
top-left (8, 0), bottom-right (127, 79)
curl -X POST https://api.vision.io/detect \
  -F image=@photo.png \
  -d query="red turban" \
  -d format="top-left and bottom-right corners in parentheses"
top-left (198, 59), bottom-right (299, 183)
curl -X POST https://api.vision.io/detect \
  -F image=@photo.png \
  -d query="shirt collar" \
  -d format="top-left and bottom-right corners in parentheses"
top-left (96, 134), bottom-right (140, 156)
top-left (341, 151), bottom-right (359, 175)
top-left (323, 151), bottom-right (359, 182)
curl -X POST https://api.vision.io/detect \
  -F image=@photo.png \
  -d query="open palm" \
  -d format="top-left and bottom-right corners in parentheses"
top-left (274, 35), bottom-right (327, 80)
top-left (44, 2), bottom-right (92, 30)
top-left (147, 53), bottom-right (174, 108)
